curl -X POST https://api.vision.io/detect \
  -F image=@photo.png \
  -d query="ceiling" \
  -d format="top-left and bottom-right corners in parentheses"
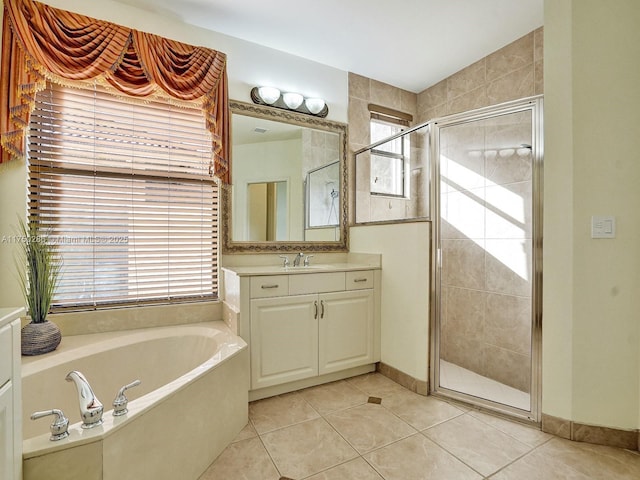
top-left (114, 0), bottom-right (543, 93)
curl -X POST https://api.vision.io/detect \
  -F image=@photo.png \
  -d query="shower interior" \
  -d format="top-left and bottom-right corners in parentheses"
top-left (432, 97), bottom-right (542, 421)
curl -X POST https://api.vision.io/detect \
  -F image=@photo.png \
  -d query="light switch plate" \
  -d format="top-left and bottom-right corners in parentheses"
top-left (591, 216), bottom-right (616, 239)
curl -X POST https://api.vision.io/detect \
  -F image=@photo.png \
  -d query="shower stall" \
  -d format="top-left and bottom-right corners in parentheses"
top-left (430, 96), bottom-right (543, 421)
top-left (354, 96), bottom-right (543, 422)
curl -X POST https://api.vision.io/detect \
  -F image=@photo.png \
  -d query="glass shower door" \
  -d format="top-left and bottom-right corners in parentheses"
top-left (431, 98), bottom-right (542, 421)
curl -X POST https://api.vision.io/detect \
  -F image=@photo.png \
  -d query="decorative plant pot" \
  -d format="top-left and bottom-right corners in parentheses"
top-left (21, 320), bottom-right (62, 356)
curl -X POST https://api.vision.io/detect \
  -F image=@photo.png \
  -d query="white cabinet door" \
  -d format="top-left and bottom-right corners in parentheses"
top-left (0, 382), bottom-right (14, 480)
top-left (250, 294), bottom-right (319, 389)
top-left (318, 289), bottom-right (374, 375)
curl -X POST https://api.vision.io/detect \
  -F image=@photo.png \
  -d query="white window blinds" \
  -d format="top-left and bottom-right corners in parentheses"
top-left (28, 82), bottom-right (218, 310)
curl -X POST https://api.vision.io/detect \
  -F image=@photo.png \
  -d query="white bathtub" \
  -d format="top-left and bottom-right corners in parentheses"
top-left (21, 321), bottom-right (249, 480)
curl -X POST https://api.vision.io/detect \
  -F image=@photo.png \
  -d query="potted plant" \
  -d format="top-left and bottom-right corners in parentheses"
top-left (16, 218), bottom-right (62, 356)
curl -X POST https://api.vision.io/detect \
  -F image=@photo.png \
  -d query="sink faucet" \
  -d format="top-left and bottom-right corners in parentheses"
top-left (293, 252), bottom-right (304, 267)
top-left (66, 370), bottom-right (104, 428)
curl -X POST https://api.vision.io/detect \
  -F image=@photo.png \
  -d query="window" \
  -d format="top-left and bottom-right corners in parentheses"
top-left (370, 118), bottom-right (408, 197)
top-left (29, 83), bottom-right (218, 310)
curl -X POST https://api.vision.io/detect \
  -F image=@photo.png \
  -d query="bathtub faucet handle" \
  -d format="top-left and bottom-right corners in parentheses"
top-left (31, 408), bottom-right (69, 441)
top-left (113, 379), bottom-right (141, 417)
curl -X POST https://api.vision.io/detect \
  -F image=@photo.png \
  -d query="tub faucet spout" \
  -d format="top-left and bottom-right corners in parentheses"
top-left (65, 370), bottom-right (104, 428)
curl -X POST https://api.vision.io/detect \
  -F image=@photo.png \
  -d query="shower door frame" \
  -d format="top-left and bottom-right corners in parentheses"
top-left (429, 96), bottom-right (544, 423)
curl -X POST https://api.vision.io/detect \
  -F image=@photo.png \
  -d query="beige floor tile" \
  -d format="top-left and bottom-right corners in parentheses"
top-left (346, 373), bottom-right (407, 397)
top-left (232, 422), bottom-right (258, 443)
top-left (424, 413), bottom-right (532, 476)
top-left (249, 391), bottom-right (320, 434)
top-left (198, 436), bottom-right (280, 480)
top-left (326, 402), bottom-right (417, 454)
top-left (532, 437), bottom-right (640, 479)
top-left (260, 417), bottom-right (358, 479)
top-left (469, 410), bottom-right (552, 447)
top-left (300, 380), bottom-right (370, 415)
top-left (305, 457), bottom-right (383, 479)
top-left (490, 447), bottom-right (592, 479)
top-left (364, 433), bottom-right (482, 480)
top-left (383, 389), bottom-right (465, 430)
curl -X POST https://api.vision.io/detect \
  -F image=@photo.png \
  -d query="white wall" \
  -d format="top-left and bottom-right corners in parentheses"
top-left (350, 223), bottom-right (431, 382)
top-left (544, 0), bottom-right (640, 430)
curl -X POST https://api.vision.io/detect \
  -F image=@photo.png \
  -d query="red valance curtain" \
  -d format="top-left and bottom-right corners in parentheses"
top-left (0, 0), bottom-right (230, 183)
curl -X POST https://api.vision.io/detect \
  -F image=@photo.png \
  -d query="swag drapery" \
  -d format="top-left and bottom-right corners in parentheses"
top-left (0, 0), bottom-right (230, 183)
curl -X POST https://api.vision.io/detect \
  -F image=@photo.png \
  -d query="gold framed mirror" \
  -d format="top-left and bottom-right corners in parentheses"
top-left (221, 100), bottom-right (348, 253)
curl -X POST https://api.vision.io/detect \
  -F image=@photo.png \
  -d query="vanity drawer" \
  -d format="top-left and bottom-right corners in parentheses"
top-left (0, 324), bottom-right (12, 387)
top-left (289, 272), bottom-right (345, 296)
top-left (346, 270), bottom-right (374, 290)
top-left (250, 275), bottom-right (289, 298)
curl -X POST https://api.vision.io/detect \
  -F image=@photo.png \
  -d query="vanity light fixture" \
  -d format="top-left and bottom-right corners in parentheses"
top-left (256, 86), bottom-right (280, 105)
top-left (251, 86), bottom-right (329, 117)
top-left (282, 92), bottom-right (304, 109)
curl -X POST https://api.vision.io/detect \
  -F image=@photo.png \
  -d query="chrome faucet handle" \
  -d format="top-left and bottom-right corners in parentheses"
top-left (304, 255), bottom-right (314, 266)
top-left (113, 379), bottom-right (141, 417)
top-left (31, 409), bottom-right (70, 441)
top-left (278, 255), bottom-right (290, 267)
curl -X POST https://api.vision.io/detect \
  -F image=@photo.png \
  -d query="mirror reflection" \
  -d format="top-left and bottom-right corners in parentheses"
top-left (231, 110), bottom-right (342, 243)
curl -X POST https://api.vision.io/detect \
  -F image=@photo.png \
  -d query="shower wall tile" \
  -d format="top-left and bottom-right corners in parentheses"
top-left (485, 181), bottom-right (532, 240)
top-left (349, 72), bottom-right (370, 101)
top-left (371, 79), bottom-right (402, 109)
top-left (534, 27), bottom-right (544, 63)
top-left (482, 344), bottom-right (531, 393)
top-left (485, 150), bottom-right (532, 185)
top-left (447, 59), bottom-right (487, 101)
top-left (442, 239), bottom-right (486, 290)
top-left (416, 29), bottom-right (542, 124)
top-left (485, 239), bottom-right (532, 297)
top-left (400, 89), bottom-right (418, 118)
top-left (534, 60), bottom-right (544, 95)
top-left (348, 96), bottom-right (372, 146)
top-left (486, 66), bottom-right (535, 107)
top-left (417, 79), bottom-right (447, 117)
top-left (446, 287), bottom-right (486, 338)
top-left (443, 188), bottom-right (486, 239)
top-left (486, 32), bottom-right (534, 82)
top-left (447, 86), bottom-right (489, 116)
top-left (441, 330), bottom-right (485, 375)
top-left (484, 293), bottom-right (532, 355)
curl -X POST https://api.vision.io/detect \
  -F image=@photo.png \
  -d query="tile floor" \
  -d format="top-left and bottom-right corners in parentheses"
top-left (199, 373), bottom-right (640, 479)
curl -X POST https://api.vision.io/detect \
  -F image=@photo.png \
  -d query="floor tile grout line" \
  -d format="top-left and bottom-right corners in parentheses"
top-left (417, 428), bottom-right (489, 478)
top-left (255, 427), bottom-right (285, 478)
top-left (482, 436), bottom-right (557, 478)
top-left (418, 415), bottom-right (558, 478)
top-left (467, 408), bottom-right (551, 449)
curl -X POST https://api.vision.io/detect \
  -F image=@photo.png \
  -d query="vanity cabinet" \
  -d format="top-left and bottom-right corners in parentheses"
top-left (0, 308), bottom-right (24, 480)
top-left (222, 263), bottom-right (380, 399)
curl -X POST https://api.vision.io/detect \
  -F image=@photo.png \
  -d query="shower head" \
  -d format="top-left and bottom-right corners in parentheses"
top-left (330, 189), bottom-right (338, 199)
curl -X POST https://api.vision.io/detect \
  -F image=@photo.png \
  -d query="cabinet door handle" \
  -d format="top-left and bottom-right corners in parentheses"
top-left (314, 301), bottom-right (318, 319)
top-left (261, 284), bottom-right (279, 289)
top-left (320, 300), bottom-right (325, 318)
top-left (353, 278), bottom-right (368, 283)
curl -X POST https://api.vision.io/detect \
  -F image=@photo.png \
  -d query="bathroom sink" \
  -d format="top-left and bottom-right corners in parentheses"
top-left (282, 264), bottom-right (332, 271)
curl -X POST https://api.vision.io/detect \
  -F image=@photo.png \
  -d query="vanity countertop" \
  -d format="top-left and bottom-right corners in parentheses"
top-left (222, 263), bottom-right (379, 277)
top-left (0, 307), bottom-right (25, 328)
